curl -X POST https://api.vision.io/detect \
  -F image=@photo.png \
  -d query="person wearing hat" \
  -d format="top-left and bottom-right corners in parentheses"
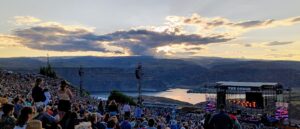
top-left (26, 120), bottom-right (44, 129)
top-left (57, 80), bottom-right (73, 113)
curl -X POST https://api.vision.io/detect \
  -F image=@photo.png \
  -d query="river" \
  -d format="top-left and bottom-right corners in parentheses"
top-left (91, 88), bottom-right (216, 104)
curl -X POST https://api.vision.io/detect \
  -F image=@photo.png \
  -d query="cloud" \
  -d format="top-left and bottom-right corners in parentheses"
top-left (244, 44), bottom-right (252, 47)
top-left (267, 54), bottom-right (297, 58)
top-left (12, 20), bottom-right (232, 55)
top-left (181, 14), bottom-right (300, 29)
top-left (233, 20), bottom-right (274, 28)
top-left (266, 41), bottom-right (293, 46)
top-left (4, 14), bottom-right (300, 57)
top-left (0, 34), bottom-right (23, 45)
top-left (14, 16), bottom-right (42, 25)
top-left (155, 44), bottom-right (204, 57)
top-left (184, 47), bottom-right (202, 51)
top-left (13, 24), bottom-right (117, 53)
top-left (292, 17), bottom-right (300, 22)
top-left (177, 14), bottom-right (300, 37)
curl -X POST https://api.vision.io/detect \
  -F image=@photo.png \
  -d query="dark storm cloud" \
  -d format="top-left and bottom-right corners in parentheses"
top-left (105, 30), bottom-right (232, 55)
top-left (266, 41), bottom-right (293, 46)
top-left (14, 26), bottom-right (116, 53)
top-left (13, 25), bottom-right (232, 55)
top-left (108, 30), bottom-right (231, 46)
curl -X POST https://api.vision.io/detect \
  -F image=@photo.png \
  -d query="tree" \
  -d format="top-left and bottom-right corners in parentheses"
top-left (39, 63), bottom-right (57, 78)
top-left (108, 90), bottom-right (136, 105)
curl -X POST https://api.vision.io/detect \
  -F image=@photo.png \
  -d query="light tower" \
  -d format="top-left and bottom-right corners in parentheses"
top-left (135, 63), bottom-right (143, 104)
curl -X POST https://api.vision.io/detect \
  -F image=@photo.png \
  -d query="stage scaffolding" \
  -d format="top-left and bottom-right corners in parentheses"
top-left (214, 81), bottom-right (291, 117)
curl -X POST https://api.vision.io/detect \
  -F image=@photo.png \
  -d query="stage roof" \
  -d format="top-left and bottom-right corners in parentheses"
top-left (216, 81), bottom-right (280, 88)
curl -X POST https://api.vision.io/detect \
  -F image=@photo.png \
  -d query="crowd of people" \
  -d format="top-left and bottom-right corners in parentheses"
top-left (0, 70), bottom-right (297, 129)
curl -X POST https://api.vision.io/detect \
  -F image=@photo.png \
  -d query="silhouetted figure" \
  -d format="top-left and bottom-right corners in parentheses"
top-left (147, 119), bottom-right (157, 129)
top-left (32, 78), bottom-right (46, 106)
top-left (98, 100), bottom-right (104, 115)
top-left (209, 105), bottom-right (233, 129)
top-left (108, 100), bottom-right (118, 116)
top-left (204, 112), bottom-right (213, 129)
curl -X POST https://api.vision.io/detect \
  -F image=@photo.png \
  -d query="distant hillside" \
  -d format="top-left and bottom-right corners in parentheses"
top-left (206, 60), bottom-right (300, 87)
top-left (0, 56), bottom-right (300, 91)
top-left (182, 56), bottom-right (247, 68)
top-left (211, 60), bottom-right (300, 71)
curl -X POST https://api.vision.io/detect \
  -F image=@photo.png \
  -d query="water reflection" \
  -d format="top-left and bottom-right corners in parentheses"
top-left (91, 88), bottom-right (211, 104)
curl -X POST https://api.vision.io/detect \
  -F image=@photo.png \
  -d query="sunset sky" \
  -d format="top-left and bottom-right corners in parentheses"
top-left (0, 0), bottom-right (300, 60)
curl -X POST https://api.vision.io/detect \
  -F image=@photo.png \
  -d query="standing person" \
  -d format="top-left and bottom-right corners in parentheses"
top-left (108, 100), bottom-right (118, 116)
top-left (122, 102), bottom-right (131, 118)
top-left (209, 105), bottom-right (233, 129)
top-left (32, 78), bottom-right (46, 107)
top-left (203, 112), bottom-right (213, 129)
top-left (98, 100), bottom-right (104, 115)
top-left (0, 103), bottom-right (16, 129)
top-left (228, 113), bottom-right (241, 129)
top-left (58, 80), bottom-right (73, 113)
top-left (134, 105), bottom-right (142, 119)
top-left (14, 107), bottom-right (34, 129)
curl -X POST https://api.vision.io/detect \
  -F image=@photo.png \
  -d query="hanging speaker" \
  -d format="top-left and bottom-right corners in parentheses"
top-left (135, 69), bottom-right (140, 79)
top-left (217, 91), bottom-right (226, 108)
